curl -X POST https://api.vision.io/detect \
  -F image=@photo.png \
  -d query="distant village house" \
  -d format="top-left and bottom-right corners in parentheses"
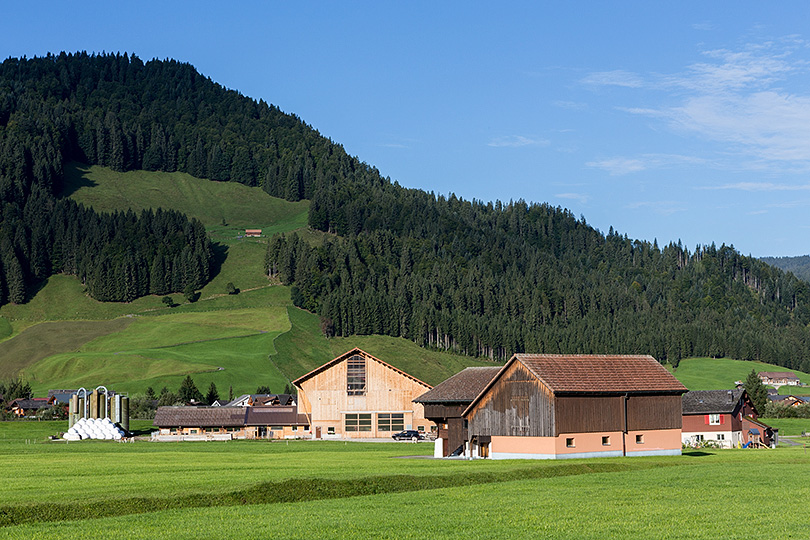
top-left (682, 389), bottom-right (776, 448)
top-left (244, 229), bottom-right (262, 237)
top-left (757, 371), bottom-right (801, 387)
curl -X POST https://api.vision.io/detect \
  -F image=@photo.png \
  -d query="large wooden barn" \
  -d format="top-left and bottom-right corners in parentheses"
top-left (464, 354), bottom-right (688, 459)
top-left (293, 348), bottom-right (434, 438)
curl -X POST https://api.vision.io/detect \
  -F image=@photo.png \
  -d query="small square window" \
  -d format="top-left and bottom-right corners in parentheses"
top-left (635, 434), bottom-right (644, 444)
top-left (417, 425), bottom-right (425, 432)
top-left (717, 434), bottom-right (725, 440)
top-left (709, 414), bottom-right (721, 425)
top-left (327, 426), bottom-right (335, 435)
top-left (601, 436), bottom-right (610, 446)
top-left (566, 437), bottom-right (575, 448)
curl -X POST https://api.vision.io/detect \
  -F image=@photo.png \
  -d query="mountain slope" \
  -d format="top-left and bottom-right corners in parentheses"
top-left (2, 52), bottom-right (810, 377)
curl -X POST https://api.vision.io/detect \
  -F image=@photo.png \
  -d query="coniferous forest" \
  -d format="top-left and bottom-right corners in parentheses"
top-left (2, 52), bottom-right (810, 371)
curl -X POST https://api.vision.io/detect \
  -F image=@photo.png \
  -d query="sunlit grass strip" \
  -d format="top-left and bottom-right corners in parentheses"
top-left (0, 461), bottom-right (669, 527)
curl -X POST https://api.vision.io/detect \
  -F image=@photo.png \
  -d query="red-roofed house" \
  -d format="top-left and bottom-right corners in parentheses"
top-left (463, 354), bottom-right (688, 459)
top-left (293, 348), bottom-right (434, 439)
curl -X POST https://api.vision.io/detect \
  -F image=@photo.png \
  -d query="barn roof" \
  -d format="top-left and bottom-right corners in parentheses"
top-left (514, 354), bottom-right (687, 394)
top-left (414, 367), bottom-right (502, 404)
top-left (682, 389), bottom-right (746, 414)
top-left (153, 406), bottom-right (308, 428)
top-left (292, 347), bottom-right (432, 390)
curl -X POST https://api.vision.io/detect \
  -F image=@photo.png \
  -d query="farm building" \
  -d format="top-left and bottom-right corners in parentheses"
top-left (682, 389), bottom-right (777, 448)
top-left (244, 229), bottom-right (262, 237)
top-left (293, 348), bottom-right (434, 438)
top-left (153, 406), bottom-right (309, 440)
top-left (758, 371), bottom-right (801, 387)
top-left (463, 354), bottom-right (688, 460)
top-left (414, 367), bottom-right (502, 457)
top-left (7, 398), bottom-right (50, 417)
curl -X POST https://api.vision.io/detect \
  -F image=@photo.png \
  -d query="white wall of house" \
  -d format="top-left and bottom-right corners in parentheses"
top-left (682, 430), bottom-right (741, 448)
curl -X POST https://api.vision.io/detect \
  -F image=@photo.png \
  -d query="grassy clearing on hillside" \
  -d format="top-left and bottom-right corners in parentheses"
top-left (63, 162), bottom-right (309, 231)
top-left (669, 357), bottom-right (810, 390)
top-left (269, 307), bottom-right (496, 386)
top-left (1, 421), bottom-right (809, 539)
top-left (0, 318), bottom-right (134, 379)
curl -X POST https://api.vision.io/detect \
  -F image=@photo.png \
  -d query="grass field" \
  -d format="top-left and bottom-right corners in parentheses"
top-left (62, 162), bottom-right (309, 233)
top-left (669, 357), bottom-right (810, 389)
top-left (1, 421), bottom-right (809, 539)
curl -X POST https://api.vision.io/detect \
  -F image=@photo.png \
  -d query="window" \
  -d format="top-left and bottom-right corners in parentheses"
top-left (566, 437), bottom-right (575, 448)
top-left (271, 426), bottom-right (283, 430)
top-left (347, 355), bottom-right (366, 395)
top-left (709, 414), bottom-right (720, 425)
top-left (717, 434), bottom-right (725, 441)
top-left (327, 426), bottom-right (335, 435)
top-left (345, 413), bottom-right (372, 432)
top-left (417, 425), bottom-right (425, 433)
top-left (695, 434), bottom-right (704, 442)
top-left (635, 434), bottom-right (644, 444)
top-left (601, 436), bottom-right (610, 446)
top-left (377, 413), bottom-right (404, 432)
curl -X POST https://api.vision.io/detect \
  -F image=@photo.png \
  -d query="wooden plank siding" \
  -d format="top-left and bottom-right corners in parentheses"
top-left (295, 349), bottom-right (433, 438)
top-left (467, 361), bottom-right (555, 437)
top-left (627, 395), bottom-right (682, 431)
top-left (554, 396), bottom-right (624, 434)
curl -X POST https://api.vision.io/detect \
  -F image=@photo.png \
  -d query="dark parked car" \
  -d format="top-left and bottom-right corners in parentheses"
top-left (392, 430), bottom-right (423, 441)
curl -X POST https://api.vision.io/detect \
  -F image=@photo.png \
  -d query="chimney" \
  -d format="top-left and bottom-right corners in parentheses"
top-left (727, 390), bottom-right (732, 403)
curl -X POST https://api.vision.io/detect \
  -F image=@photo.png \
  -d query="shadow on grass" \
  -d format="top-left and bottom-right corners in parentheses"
top-left (209, 242), bottom-right (228, 280)
top-left (682, 450), bottom-right (715, 457)
top-left (59, 162), bottom-right (98, 198)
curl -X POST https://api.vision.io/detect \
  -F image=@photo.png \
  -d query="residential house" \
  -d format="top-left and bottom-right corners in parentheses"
top-left (8, 398), bottom-right (50, 417)
top-left (293, 348), bottom-right (434, 438)
top-left (463, 354), bottom-right (688, 459)
top-left (758, 371), bottom-right (801, 387)
top-left (682, 389), bottom-right (777, 448)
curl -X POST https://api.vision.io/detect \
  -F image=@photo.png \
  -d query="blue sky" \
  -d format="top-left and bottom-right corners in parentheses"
top-left (3, 2), bottom-right (810, 256)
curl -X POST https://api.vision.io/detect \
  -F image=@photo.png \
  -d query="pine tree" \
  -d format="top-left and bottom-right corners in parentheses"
top-left (744, 369), bottom-right (769, 415)
top-left (206, 382), bottom-right (219, 405)
top-left (178, 375), bottom-right (203, 403)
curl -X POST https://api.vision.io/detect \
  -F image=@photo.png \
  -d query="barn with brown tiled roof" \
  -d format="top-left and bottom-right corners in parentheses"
top-left (463, 354), bottom-right (688, 459)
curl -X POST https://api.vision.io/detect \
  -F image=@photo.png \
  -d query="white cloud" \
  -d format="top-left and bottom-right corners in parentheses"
top-left (587, 39), bottom-right (810, 172)
top-left (487, 135), bottom-right (550, 148)
top-left (586, 154), bottom-right (706, 176)
top-left (586, 158), bottom-right (646, 175)
top-left (704, 182), bottom-right (810, 191)
top-left (625, 201), bottom-right (687, 216)
top-left (555, 192), bottom-right (590, 204)
top-left (619, 41), bottom-right (810, 169)
top-left (581, 70), bottom-right (644, 88)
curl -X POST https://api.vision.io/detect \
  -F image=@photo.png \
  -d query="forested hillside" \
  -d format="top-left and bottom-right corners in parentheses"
top-left (761, 256), bottom-right (810, 283)
top-left (2, 52), bottom-right (810, 372)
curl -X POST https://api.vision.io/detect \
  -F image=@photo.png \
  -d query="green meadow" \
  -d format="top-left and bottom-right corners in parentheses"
top-left (668, 357), bottom-right (810, 390)
top-left (0, 165), bottom-right (485, 396)
top-left (1, 421), bottom-right (809, 539)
